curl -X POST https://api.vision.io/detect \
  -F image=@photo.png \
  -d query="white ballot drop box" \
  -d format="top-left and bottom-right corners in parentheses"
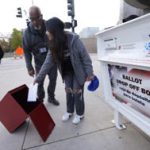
top-left (96, 13), bottom-right (150, 136)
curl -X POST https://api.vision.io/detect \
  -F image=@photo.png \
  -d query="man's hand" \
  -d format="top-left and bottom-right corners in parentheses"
top-left (28, 69), bottom-right (35, 77)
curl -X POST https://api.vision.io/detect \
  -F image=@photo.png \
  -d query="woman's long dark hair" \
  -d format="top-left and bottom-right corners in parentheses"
top-left (46, 17), bottom-right (68, 63)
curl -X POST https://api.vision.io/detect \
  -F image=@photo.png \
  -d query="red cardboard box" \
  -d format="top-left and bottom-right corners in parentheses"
top-left (0, 84), bottom-right (55, 142)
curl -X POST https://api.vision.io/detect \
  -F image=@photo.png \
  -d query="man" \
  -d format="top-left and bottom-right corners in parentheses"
top-left (0, 45), bottom-right (4, 64)
top-left (23, 6), bottom-right (59, 105)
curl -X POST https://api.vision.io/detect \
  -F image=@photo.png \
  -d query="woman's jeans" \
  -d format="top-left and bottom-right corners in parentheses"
top-left (64, 72), bottom-right (84, 116)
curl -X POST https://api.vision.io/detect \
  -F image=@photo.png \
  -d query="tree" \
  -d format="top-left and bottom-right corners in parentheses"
top-left (0, 39), bottom-right (11, 52)
top-left (10, 28), bottom-right (22, 51)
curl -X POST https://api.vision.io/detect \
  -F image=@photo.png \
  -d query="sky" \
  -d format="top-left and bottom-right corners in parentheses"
top-left (0, 0), bottom-right (121, 35)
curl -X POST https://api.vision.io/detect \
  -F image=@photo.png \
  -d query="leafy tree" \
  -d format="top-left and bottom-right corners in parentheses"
top-left (0, 39), bottom-right (11, 52)
top-left (10, 28), bottom-right (22, 51)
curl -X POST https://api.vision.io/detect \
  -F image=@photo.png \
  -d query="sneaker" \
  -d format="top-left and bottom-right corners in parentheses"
top-left (48, 98), bottom-right (60, 106)
top-left (37, 98), bottom-right (44, 103)
top-left (62, 112), bottom-right (73, 121)
top-left (72, 115), bottom-right (84, 124)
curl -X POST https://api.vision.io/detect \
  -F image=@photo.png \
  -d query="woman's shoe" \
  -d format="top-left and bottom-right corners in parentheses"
top-left (72, 115), bottom-right (84, 124)
top-left (62, 112), bottom-right (73, 121)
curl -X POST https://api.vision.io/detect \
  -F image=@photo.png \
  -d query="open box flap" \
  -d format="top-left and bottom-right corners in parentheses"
top-left (8, 84), bottom-right (28, 94)
top-left (0, 94), bottom-right (28, 132)
top-left (29, 103), bottom-right (55, 142)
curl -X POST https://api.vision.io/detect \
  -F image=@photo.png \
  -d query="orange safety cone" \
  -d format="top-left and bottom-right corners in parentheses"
top-left (15, 46), bottom-right (24, 59)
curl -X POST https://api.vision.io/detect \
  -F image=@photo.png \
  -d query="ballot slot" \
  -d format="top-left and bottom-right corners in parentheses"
top-left (10, 85), bottom-right (40, 114)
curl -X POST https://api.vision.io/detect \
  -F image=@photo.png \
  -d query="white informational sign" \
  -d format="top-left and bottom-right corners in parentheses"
top-left (101, 40), bottom-right (150, 67)
top-left (104, 38), bottom-right (117, 50)
top-left (27, 83), bottom-right (38, 102)
top-left (108, 64), bottom-right (150, 117)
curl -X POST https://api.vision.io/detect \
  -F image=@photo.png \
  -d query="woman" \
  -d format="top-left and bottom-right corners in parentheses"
top-left (35, 17), bottom-right (94, 124)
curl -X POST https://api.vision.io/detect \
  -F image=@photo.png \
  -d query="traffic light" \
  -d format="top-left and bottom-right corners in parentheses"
top-left (66, 0), bottom-right (77, 32)
top-left (16, 7), bottom-right (22, 18)
top-left (26, 19), bottom-right (30, 26)
top-left (72, 19), bottom-right (77, 27)
top-left (64, 22), bottom-right (72, 29)
top-left (67, 0), bottom-right (75, 17)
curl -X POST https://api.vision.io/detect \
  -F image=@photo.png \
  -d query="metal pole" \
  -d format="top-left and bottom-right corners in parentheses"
top-left (32, 0), bottom-right (34, 5)
top-left (71, 16), bottom-right (75, 32)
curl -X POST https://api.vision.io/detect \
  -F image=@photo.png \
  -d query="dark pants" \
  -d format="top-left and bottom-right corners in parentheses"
top-left (36, 65), bottom-right (57, 100)
top-left (64, 72), bottom-right (84, 116)
top-left (0, 50), bottom-right (4, 64)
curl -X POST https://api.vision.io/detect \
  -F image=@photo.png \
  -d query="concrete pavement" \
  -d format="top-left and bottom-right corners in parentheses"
top-left (0, 55), bottom-right (150, 150)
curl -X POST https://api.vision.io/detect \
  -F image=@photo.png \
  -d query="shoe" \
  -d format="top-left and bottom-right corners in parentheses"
top-left (37, 98), bottom-right (44, 103)
top-left (72, 115), bottom-right (84, 124)
top-left (48, 98), bottom-right (60, 106)
top-left (62, 112), bottom-right (73, 121)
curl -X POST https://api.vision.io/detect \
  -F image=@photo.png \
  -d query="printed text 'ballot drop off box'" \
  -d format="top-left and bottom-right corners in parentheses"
top-left (0, 84), bottom-right (55, 142)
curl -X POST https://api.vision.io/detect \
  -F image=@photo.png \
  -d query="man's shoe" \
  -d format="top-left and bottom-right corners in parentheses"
top-left (37, 98), bottom-right (44, 103)
top-left (48, 98), bottom-right (60, 106)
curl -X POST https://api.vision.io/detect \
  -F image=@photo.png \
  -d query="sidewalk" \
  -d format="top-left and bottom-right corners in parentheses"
top-left (0, 55), bottom-right (150, 150)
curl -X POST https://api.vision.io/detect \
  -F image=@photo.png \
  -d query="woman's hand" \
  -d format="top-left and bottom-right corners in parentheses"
top-left (86, 75), bottom-right (94, 81)
top-left (33, 79), bottom-right (38, 85)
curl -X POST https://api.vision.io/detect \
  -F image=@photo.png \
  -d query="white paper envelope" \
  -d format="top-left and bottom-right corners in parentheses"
top-left (27, 83), bottom-right (38, 102)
